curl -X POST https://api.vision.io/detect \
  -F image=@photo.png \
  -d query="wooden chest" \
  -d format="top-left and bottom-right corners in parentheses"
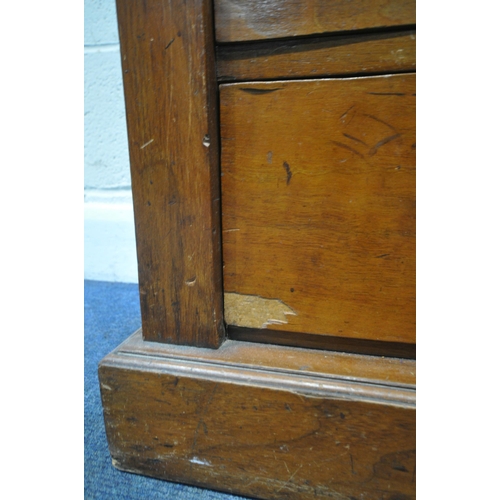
top-left (99, 1), bottom-right (416, 498)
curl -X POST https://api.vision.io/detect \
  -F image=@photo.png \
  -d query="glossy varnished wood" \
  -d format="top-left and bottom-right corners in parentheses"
top-left (217, 29), bottom-right (416, 82)
top-left (116, 0), bottom-right (224, 347)
top-left (215, 0), bottom-right (416, 43)
top-left (101, 1), bottom-right (418, 497)
top-left (221, 75), bottom-right (416, 344)
top-left (100, 330), bottom-right (416, 499)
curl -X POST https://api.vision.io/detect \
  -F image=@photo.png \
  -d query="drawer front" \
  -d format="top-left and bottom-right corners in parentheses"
top-left (221, 74), bottom-right (415, 345)
top-left (216, 30), bottom-right (416, 82)
top-left (215, 0), bottom-right (416, 43)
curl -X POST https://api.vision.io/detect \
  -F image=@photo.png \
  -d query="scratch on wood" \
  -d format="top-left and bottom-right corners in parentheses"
top-left (224, 292), bottom-right (297, 329)
top-left (140, 139), bottom-right (154, 149)
top-left (343, 133), bottom-right (367, 146)
top-left (189, 457), bottom-right (211, 466)
top-left (331, 140), bottom-right (364, 158)
top-left (376, 254), bottom-right (390, 259)
top-left (367, 92), bottom-right (406, 96)
top-left (368, 134), bottom-right (401, 155)
top-left (276, 464), bottom-right (303, 493)
top-left (364, 114), bottom-right (398, 131)
top-left (340, 105), bottom-right (355, 121)
top-left (165, 38), bottom-right (175, 50)
top-left (283, 161), bottom-right (292, 185)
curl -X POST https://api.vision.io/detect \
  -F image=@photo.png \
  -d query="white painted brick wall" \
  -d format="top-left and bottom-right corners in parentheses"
top-left (84, 0), bottom-right (138, 283)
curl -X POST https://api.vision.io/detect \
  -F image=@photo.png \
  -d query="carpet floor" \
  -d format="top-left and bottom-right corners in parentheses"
top-left (84, 280), bottom-right (249, 499)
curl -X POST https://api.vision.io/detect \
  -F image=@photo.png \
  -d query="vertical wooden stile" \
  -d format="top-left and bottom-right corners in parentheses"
top-left (115, 0), bottom-right (224, 347)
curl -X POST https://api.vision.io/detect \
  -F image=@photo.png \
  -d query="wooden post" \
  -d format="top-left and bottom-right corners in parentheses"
top-left (116, 0), bottom-right (224, 347)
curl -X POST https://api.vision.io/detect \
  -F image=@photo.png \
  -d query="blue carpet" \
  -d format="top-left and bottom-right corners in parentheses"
top-left (84, 280), bottom-right (249, 499)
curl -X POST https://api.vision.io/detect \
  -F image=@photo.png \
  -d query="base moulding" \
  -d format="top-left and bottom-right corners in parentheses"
top-left (99, 329), bottom-right (416, 499)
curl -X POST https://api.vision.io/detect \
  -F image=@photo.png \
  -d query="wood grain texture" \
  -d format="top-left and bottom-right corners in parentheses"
top-left (217, 29), bottom-right (416, 82)
top-left (221, 74), bottom-right (415, 344)
top-left (116, 0), bottom-right (224, 347)
top-left (214, 0), bottom-right (416, 43)
top-left (99, 330), bottom-right (416, 499)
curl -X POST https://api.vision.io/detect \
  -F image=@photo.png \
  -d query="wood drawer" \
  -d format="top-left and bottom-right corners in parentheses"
top-left (221, 74), bottom-right (415, 347)
top-left (215, 0), bottom-right (416, 43)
